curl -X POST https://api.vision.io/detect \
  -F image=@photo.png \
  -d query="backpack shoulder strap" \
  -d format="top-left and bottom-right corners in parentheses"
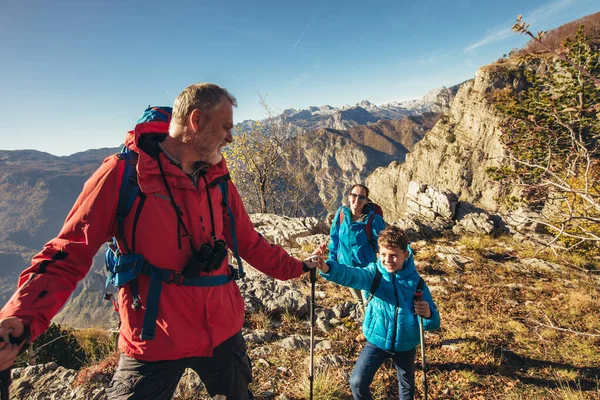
top-left (218, 179), bottom-right (245, 279)
top-left (207, 173), bottom-right (231, 189)
top-left (365, 212), bottom-right (379, 253)
top-left (364, 268), bottom-right (382, 309)
top-left (115, 150), bottom-right (141, 254)
top-left (365, 212), bottom-right (374, 243)
top-left (337, 208), bottom-right (345, 228)
top-left (104, 149), bottom-right (142, 303)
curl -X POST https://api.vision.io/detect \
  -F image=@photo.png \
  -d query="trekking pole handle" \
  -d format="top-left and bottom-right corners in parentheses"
top-left (413, 277), bottom-right (425, 303)
top-left (413, 288), bottom-right (423, 303)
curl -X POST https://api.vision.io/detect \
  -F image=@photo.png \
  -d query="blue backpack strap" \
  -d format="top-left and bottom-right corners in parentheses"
top-left (116, 149), bottom-right (140, 252)
top-left (104, 150), bottom-right (141, 301)
top-left (103, 240), bottom-right (119, 301)
top-left (139, 262), bottom-right (235, 340)
top-left (219, 180), bottom-right (245, 279)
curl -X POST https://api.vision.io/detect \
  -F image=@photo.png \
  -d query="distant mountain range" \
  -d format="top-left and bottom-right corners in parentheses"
top-left (236, 85), bottom-right (461, 134)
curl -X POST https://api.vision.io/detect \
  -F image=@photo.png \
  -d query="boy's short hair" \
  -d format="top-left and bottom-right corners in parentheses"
top-left (378, 225), bottom-right (408, 251)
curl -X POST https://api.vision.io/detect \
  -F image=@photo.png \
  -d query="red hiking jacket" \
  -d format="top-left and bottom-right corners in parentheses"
top-left (0, 118), bottom-right (304, 361)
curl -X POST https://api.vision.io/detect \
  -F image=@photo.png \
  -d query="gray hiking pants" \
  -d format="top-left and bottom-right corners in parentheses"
top-left (105, 331), bottom-right (252, 400)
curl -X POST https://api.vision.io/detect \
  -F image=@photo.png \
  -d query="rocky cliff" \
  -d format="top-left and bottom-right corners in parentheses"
top-left (298, 113), bottom-right (441, 209)
top-left (366, 61), bottom-right (526, 221)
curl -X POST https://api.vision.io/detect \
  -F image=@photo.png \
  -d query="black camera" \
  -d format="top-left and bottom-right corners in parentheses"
top-left (182, 239), bottom-right (228, 278)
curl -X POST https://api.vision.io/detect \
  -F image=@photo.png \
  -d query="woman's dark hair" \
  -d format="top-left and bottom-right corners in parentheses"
top-left (349, 184), bottom-right (369, 198)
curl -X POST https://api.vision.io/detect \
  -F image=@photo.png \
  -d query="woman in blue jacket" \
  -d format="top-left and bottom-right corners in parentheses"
top-left (323, 184), bottom-right (385, 312)
top-left (312, 225), bottom-right (440, 400)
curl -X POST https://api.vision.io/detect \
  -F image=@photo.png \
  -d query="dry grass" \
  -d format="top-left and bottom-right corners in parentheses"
top-left (242, 233), bottom-right (600, 399)
top-left (247, 309), bottom-right (274, 331)
top-left (72, 327), bottom-right (117, 365)
top-left (72, 350), bottom-right (120, 389)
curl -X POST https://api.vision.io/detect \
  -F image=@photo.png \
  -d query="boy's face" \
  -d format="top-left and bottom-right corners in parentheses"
top-left (379, 245), bottom-right (409, 273)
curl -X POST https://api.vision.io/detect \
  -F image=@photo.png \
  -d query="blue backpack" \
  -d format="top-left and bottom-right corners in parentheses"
top-left (103, 106), bottom-right (245, 340)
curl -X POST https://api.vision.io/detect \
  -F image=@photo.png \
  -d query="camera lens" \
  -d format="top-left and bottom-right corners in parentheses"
top-left (205, 240), bottom-right (227, 272)
top-left (198, 243), bottom-right (212, 259)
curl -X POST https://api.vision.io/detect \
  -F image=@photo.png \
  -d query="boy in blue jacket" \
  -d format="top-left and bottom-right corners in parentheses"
top-left (311, 225), bottom-right (440, 400)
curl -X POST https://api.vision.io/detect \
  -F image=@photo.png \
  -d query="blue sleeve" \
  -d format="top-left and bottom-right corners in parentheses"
top-left (421, 281), bottom-right (440, 331)
top-left (328, 208), bottom-right (342, 262)
top-left (371, 214), bottom-right (386, 252)
top-left (319, 261), bottom-right (376, 292)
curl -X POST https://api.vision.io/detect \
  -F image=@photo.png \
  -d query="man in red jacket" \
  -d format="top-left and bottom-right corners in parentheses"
top-left (0, 83), bottom-right (318, 399)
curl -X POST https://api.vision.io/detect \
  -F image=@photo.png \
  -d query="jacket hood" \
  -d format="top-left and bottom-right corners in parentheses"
top-left (123, 106), bottom-right (173, 154)
top-left (122, 106), bottom-right (229, 193)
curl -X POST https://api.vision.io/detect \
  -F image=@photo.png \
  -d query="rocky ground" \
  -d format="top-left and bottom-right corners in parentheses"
top-left (7, 214), bottom-right (600, 399)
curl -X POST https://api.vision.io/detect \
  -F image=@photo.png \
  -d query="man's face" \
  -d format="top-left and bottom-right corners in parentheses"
top-left (192, 99), bottom-right (234, 164)
top-left (379, 245), bottom-right (409, 273)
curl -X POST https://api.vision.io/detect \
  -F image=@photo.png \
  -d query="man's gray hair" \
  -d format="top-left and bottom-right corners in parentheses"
top-left (172, 83), bottom-right (237, 124)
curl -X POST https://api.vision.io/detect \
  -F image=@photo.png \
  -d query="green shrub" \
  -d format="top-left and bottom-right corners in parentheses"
top-left (33, 323), bottom-right (87, 369)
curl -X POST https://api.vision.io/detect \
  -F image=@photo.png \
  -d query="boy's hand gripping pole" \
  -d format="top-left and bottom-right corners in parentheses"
top-left (414, 279), bottom-right (428, 400)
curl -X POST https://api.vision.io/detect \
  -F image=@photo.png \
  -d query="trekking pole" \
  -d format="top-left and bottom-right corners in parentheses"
top-left (0, 329), bottom-right (12, 400)
top-left (0, 368), bottom-right (9, 400)
top-left (414, 279), bottom-right (428, 400)
top-left (308, 266), bottom-right (317, 400)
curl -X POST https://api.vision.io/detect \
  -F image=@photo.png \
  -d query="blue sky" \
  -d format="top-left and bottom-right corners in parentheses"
top-left (1, 0), bottom-right (598, 156)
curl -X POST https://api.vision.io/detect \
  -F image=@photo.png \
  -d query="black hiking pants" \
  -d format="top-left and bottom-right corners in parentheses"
top-left (105, 331), bottom-right (253, 400)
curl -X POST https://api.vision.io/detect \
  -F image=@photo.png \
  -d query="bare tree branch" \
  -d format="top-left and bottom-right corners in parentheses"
top-left (513, 15), bottom-right (600, 87)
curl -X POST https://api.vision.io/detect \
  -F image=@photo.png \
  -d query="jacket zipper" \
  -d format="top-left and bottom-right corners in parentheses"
top-left (390, 274), bottom-right (400, 351)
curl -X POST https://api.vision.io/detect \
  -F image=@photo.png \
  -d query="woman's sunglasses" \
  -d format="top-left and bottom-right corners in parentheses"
top-left (349, 193), bottom-right (367, 201)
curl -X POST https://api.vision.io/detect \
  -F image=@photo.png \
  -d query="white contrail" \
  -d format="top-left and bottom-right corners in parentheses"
top-left (464, 0), bottom-right (577, 52)
top-left (293, 13), bottom-right (318, 50)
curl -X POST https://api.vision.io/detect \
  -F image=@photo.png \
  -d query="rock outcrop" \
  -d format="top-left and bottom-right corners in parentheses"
top-left (397, 181), bottom-right (502, 239)
top-left (366, 61), bottom-right (527, 221)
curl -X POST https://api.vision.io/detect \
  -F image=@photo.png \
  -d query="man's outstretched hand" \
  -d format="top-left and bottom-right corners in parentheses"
top-left (304, 255), bottom-right (329, 274)
top-left (0, 317), bottom-right (26, 371)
